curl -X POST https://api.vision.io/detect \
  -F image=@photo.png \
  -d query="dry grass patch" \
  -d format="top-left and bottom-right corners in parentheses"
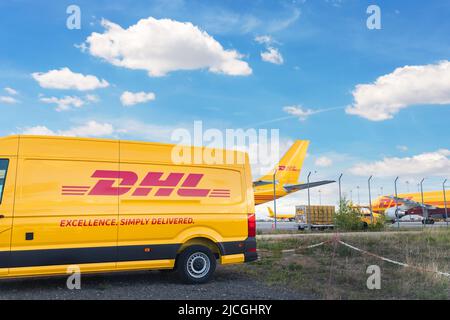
top-left (235, 229), bottom-right (450, 300)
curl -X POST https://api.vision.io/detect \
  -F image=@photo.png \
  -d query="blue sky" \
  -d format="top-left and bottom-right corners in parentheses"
top-left (1, 0), bottom-right (449, 216)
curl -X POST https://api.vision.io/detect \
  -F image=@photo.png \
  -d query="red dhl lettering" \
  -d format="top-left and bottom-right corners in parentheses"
top-left (278, 166), bottom-right (299, 172)
top-left (151, 217), bottom-right (194, 225)
top-left (60, 217), bottom-right (195, 227)
top-left (61, 170), bottom-right (230, 199)
top-left (60, 218), bottom-right (118, 227)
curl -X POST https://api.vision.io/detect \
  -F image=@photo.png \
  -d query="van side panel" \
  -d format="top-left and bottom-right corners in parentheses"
top-left (117, 142), bottom-right (248, 264)
top-left (9, 138), bottom-right (119, 275)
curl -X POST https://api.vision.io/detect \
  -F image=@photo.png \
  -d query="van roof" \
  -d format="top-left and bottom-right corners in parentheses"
top-left (2, 134), bottom-right (175, 147)
top-left (0, 135), bottom-right (249, 166)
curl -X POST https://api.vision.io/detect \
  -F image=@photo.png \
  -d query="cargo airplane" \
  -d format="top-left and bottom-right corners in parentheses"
top-left (253, 140), bottom-right (335, 205)
top-left (372, 191), bottom-right (450, 224)
top-left (267, 207), bottom-right (295, 221)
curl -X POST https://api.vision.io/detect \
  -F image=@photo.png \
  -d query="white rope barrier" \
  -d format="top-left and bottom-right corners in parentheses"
top-left (278, 236), bottom-right (450, 278)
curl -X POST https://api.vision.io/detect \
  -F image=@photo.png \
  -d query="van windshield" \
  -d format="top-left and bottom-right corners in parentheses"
top-left (0, 159), bottom-right (8, 204)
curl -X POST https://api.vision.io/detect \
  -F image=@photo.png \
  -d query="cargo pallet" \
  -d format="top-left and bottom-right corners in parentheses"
top-left (295, 205), bottom-right (335, 231)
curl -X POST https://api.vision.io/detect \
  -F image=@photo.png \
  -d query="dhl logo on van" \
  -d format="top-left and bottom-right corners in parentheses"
top-left (61, 170), bottom-right (230, 198)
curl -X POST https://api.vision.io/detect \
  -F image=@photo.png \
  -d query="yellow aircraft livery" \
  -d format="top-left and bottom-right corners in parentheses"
top-left (267, 207), bottom-right (295, 221)
top-left (0, 135), bottom-right (257, 283)
top-left (253, 140), bottom-right (335, 205)
top-left (372, 190), bottom-right (450, 223)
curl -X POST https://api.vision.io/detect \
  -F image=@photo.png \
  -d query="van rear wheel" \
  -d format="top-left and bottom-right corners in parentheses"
top-left (176, 245), bottom-right (216, 284)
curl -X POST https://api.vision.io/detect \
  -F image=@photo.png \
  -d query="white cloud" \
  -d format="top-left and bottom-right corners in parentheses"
top-left (20, 118), bottom-right (196, 144)
top-left (113, 118), bottom-right (182, 142)
top-left (255, 35), bottom-right (274, 45)
top-left (346, 61), bottom-right (450, 121)
top-left (4, 87), bottom-right (18, 95)
top-left (40, 96), bottom-right (85, 112)
top-left (62, 121), bottom-right (114, 137)
top-left (315, 156), bottom-right (333, 167)
top-left (120, 91), bottom-right (156, 106)
top-left (85, 17), bottom-right (252, 77)
top-left (85, 94), bottom-right (100, 103)
top-left (260, 47), bottom-right (284, 65)
top-left (267, 8), bottom-right (301, 33)
top-left (39, 93), bottom-right (100, 112)
top-left (22, 121), bottom-right (114, 138)
top-left (21, 125), bottom-right (56, 136)
top-left (32, 67), bottom-right (109, 91)
top-left (326, 0), bottom-right (344, 7)
top-left (0, 96), bottom-right (19, 104)
top-left (349, 149), bottom-right (450, 178)
top-left (21, 118), bottom-right (184, 143)
top-left (74, 42), bottom-right (88, 53)
top-left (184, 4), bottom-right (300, 36)
top-left (283, 105), bottom-right (315, 120)
top-left (396, 145), bottom-right (408, 152)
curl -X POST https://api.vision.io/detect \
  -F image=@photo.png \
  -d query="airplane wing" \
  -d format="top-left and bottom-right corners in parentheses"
top-left (283, 180), bottom-right (335, 192)
top-left (386, 196), bottom-right (437, 210)
top-left (253, 180), bottom-right (277, 187)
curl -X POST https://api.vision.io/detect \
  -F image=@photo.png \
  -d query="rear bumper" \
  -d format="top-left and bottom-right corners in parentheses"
top-left (219, 237), bottom-right (257, 263)
top-left (244, 237), bottom-right (257, 262)
top-left (244, 251), bottom-right (258, 262)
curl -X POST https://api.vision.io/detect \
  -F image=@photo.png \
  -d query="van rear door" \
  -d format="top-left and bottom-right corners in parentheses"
top-left (0, 158), bottom-right (16, 276)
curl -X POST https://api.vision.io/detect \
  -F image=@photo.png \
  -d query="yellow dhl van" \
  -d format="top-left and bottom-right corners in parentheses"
top-left (0, 135), bottom-right (257, 283)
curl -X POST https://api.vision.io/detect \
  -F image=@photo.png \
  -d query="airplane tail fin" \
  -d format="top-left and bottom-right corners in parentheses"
top-left (267, 207), bottom-right (274, 217)
top-left (258, 140), bottom-right (309, 185)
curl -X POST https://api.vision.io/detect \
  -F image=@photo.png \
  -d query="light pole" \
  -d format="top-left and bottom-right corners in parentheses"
top-left (273, 169), bottom-right (278, 229)
top-left (443, 179), bottom-right (448, 228)
top-left (357, 185), bottom-right (360, 205)
top-left (420, 178), bottom-right (426, 226)
top-left (368, 176), bottom-right (373, 224)
top-left (318, 189), bottom-right (322, 206)
top-left (350, 189), bottom-right (353, 203)
top-left (406, 180), bottom-right (410, 193)
top-left (307, 171), bottom-right (312, 229)
top-left (394, 177), bottom-right (399, 229)
top-left (338, 173), bottom-right (343, 210)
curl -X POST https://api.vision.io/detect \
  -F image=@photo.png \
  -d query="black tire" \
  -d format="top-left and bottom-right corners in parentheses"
top-left (176, 245), bottom-right (216, 284)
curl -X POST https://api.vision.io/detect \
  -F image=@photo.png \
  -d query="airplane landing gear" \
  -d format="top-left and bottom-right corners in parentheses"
top-left (422, 219), bottom-right (435, 225)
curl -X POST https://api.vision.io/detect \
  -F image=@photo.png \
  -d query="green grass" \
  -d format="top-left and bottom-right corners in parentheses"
top-left (234, 229), bottom-right (450, 300)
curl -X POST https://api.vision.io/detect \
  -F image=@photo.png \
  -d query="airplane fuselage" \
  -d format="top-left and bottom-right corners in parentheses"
top-left (373, 191), bottom-right (450, 213)
top-left (254, 184), bottom-right (289, 205)
top-left (373, 191), bottom-right (450, 221)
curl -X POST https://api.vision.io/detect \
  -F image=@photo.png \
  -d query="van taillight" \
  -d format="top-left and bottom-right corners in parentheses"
top-left (248, 213), bottom-right (256, 237)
